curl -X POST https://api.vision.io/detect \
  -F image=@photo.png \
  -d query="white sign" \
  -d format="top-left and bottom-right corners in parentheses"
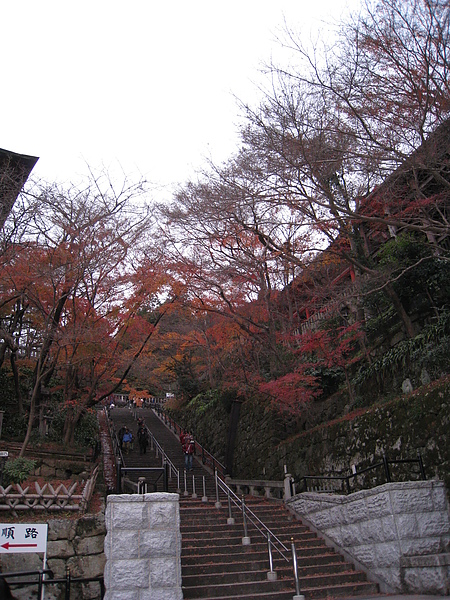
top-left (0, 523), bottom-right (48, 553)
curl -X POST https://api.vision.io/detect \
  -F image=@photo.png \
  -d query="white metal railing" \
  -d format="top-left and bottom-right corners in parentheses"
top-left (129, 409), bottom-right (179, 485)
top-left (215, 469), bottom-right (290, 561)
top-left (146, 425), bottom-right (179, 483)
top-left (152, 407), bottom-right (227, 476)
top-left (112, 406), bottom-right (304, 595)
top-left (108, 407), bottom-right (180, 489)
top-left (214, 471), bottom-right (305, 594)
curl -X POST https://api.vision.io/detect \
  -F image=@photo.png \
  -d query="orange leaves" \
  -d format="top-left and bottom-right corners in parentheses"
top-left (296, 323), bottom-right (363, 369)
top-left (259, 371), bottom-right (321, 414)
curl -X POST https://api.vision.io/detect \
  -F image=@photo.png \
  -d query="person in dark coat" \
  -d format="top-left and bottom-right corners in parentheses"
top-left (117, 426), bottom-right (126, 450)
top-left (137, 424), bottom-right (149, 455)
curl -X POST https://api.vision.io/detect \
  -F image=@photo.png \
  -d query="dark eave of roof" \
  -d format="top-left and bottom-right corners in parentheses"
top-left (0, 147), bottom-right (39, 178)
top-left (0, 147), bottom-right (39, 227)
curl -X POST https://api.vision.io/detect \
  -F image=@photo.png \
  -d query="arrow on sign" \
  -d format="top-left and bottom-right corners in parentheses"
top-left (1, 542), bottom-right (38, 550)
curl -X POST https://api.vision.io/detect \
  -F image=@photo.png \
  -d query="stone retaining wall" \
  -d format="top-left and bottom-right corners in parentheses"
top-left (104, 492), bottom-right (182, 600)
top-left (286, 480), bottom-right (450, 595)
top-left (0, 509), bottom-right (106, 600)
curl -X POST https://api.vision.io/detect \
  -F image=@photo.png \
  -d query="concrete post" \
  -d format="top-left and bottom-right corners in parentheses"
top-left (104, 493), bottom-right (183, 600)
top-left (284, 471), bottom-right (293, 500)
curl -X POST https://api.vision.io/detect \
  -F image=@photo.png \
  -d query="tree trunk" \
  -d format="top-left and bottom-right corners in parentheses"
top-left (19, 383), bottom-right (40, 457)
top-left (10, 351), bottom-right (24, 415)
top-left (344, 367), bottom-right (355, 403)
top-left (384, 284), bottom-right (415, 339)
top-left (19, 290), bottom-right (70, 456)
top-left (63, 406), bottom-right (83, 446)
top-left (225, 400), bottom-right (242, 477)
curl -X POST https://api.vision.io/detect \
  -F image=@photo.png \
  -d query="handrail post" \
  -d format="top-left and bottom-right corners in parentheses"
top-left (184, 470), bottom-right (189, 496)
top-left (284, 470), bottom-right (293, 500)
top-left (418, 452), bottom-right (426, 480)
top-left (202, 476), bottom-right (208, 503)
top-left (164, 462), bottom-right (169, 492)
top-left (38, 570), bottom-right (44, 600)
top-left (241, 495), bottom-right (250, 545)
top-left (291, 538), bottom-right (305, 600)
top-left (267, 532), bottom-right (277, 580)
top-left (227, 488), bottom-right (235, 524)
top-left (214, 469), bottom-right (222, 508)
top-left (65, 566), bottom-right (71, 600)
top-left (345, 475), bottom-right (351, 494)
top-left (192, 475), bottom-right (197, 499)
top-left (383, 454), bottom-right (391, 483)
top-left (116, 458), bottom-right (122, 494)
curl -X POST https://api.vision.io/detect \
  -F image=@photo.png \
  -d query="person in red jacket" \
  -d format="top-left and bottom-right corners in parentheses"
top-left (183, 433), bottom-right (195, 471)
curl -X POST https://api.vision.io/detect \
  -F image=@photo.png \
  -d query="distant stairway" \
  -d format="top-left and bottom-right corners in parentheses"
top-left (108, 407), bottom-right (380, 600)
top-left (180, 496), bottom-right (379, 600)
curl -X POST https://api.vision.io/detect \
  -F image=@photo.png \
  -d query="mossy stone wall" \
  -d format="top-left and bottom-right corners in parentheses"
top-left (170, 391), bottom-right (229, 465)
top-left (171, 376), bottom-right (450, 492)
top-left (263, 377), bottom-right (450, 492)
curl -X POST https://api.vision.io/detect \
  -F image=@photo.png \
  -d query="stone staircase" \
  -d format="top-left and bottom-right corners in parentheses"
top-left (108, 407), bottom-right (381, 600)
top-left (109, 406), bottom-right (218, 497)
top-left (180, 496), bottom-right (379, 600)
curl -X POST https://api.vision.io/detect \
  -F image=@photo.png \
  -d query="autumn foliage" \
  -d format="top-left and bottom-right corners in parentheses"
top-left (1, 1), bottom-right (450, 451)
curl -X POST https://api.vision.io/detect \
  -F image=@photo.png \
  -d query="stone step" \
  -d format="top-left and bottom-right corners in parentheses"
top-left (182, 580), bottom-right (380, 600)
top-left (182, 577), bottom-right (379, 599)
top-left (180, 525), bottom-right (316, 542)
top-left (182, 577), bottom-right (293, 599)
top-left (182, 557), bottom-right (349, 578)
top-left (110, 408), bottom-right (381, 600)
top-left (179, 506), bottom-right (307, 526)
top-left (183, 591), bottom-right (294, 600)
top-left (182, 549), bottom-right (344, 568)
top-left (183, 567), bottom-right (369, 589)
top-left (182, 536), bottom-right (326, 553)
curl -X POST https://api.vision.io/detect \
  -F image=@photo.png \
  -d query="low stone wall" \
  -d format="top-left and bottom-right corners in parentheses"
top-left (33, 457), bottom-right (93, 480)
top-left (104, 492), bottom-right (182, 600)
top-left (286, 480), bottom-right (450, 595)
top-left (0, 509), bottom-right (106, 600)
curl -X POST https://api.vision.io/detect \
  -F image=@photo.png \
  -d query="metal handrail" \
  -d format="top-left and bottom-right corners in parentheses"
top-left (215, 470), bottom-right (290, 561)
top-left (106, 408), bottom-right (180, 491)
top-left (2, 568), bottom-right (105, 599)
top-left (105, 408), bottom-right (124, 481)
top-left (119, 465), bottom-right (169, 493)
top-left (153, 407), bottom-right (227, 476)
top-left (130, 409), bottom-right (180, 483)
top-left (143, 424), bottom-right (179, 482)
top-left (297, 453), bottom-right (427, 494)
top-left (107, 407), bottom-right (179, 483)
top-left (216, 471), bottom-right (304, 595)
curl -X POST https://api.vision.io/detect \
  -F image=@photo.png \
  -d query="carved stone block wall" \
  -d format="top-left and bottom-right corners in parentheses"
top-left (104, 492), bottom-right (182, 600)
top-left (287, 480), bottom-right (450, 595)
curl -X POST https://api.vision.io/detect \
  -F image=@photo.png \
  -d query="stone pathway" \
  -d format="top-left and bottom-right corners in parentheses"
top-left (108, 406), bottom-right (217, 498)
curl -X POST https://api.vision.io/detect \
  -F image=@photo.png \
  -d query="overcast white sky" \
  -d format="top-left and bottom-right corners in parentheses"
top-left (1, 1), bottom-right (357, 200)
